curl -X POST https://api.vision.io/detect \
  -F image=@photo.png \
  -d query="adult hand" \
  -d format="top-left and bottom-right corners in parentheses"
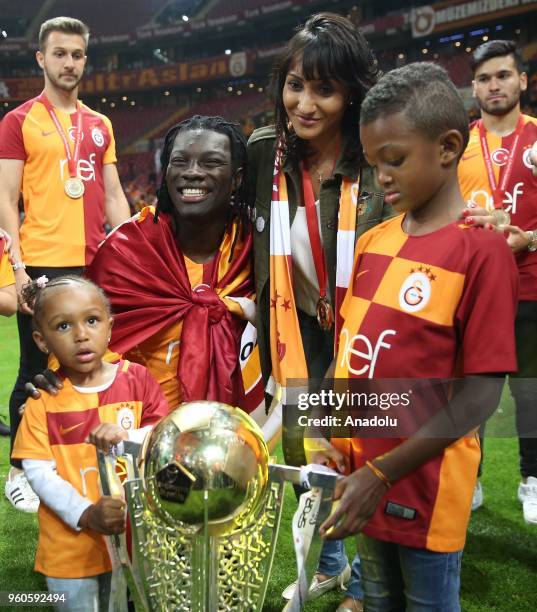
top-left (78, 496), bottom-right (126, 535)
top-left (459, 203), bottom-right (499, 230)
top-left (87, 423), bottom-right (128, 453)
top-left (308, 440), bottom-right (347, 474)
top-left (319, 465), bottom-right (387, 540)
top-left (24, 369), bottom-right (63, 399)
top-left (0, 228), bottom-right (14, 263)
top-left (502, 225), bottom-right (533, 253)
top-left (15, 269), bottom-right (33, 315)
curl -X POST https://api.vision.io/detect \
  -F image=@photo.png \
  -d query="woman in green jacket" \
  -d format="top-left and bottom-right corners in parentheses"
top-left (247, 13), bottom-right (393, 611)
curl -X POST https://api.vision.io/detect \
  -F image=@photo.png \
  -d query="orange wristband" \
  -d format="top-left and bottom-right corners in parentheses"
top-left (365, 460), bottom-right (391, 488)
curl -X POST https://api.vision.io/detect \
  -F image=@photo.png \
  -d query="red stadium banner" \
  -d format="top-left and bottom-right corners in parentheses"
top-left (0, 52), bottom-right (254, 101)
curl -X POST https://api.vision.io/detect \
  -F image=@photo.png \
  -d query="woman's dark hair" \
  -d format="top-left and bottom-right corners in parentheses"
top-left (269, 12), bottom-right (379, 166)
top-left (155, 115), bottom-right (252, 227)
top-left (21, 275), bottom-right (111, 330)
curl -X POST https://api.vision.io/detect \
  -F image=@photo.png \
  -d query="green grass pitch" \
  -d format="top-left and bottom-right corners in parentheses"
top-left (1, 315), bottom-right (536, 610)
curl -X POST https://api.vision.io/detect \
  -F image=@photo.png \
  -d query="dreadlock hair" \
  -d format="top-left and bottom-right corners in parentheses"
top-left (269, 12), bottom-right (379, 167)
top-left (21, 275), bottom-right (111, 330)
top-left (155, 115), bottom-right (252, 228)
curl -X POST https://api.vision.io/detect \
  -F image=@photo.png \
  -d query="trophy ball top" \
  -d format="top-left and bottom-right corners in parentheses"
top-left (142, 401), bottom-right (269, 534)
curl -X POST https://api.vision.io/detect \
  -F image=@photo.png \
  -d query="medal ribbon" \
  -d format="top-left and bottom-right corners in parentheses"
top-left (478, 115), bottom-right (524, 210)
top-left (302, 163), bottom-right (329, 304)
top-left (39, 91), bottom-right (82, 179)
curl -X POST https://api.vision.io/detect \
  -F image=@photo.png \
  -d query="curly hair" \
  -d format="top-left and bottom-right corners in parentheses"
top-left (360, 62), bottom-right (469, 158)
top-left (269, 12), bottom-right (379, 167)
top-left (21, 275), bottom-right (111, 329)
top-left (155, 115), bottom-right (252, 228)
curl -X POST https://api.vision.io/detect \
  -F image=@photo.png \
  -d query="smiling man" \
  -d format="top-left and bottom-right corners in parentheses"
top-left (0, 16), bottom-right (131, 513)
top-left (458, 40), bottom-right (537, 524)
top-left (85, 116), bottom-right (266, 427)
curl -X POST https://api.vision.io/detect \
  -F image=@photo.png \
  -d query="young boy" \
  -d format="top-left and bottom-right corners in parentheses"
top-left (318, 63), bottom-right (519, 609)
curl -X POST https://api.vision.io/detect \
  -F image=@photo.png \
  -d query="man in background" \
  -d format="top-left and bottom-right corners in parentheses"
top-left (458, 39), bottom-right (537, 524)
top-left (0, 16), bottom-right (130, 512)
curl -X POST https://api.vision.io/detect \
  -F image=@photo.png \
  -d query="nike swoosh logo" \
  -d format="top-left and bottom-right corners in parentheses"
top-left (42, 130), bottom-right (55, 137)
top-left (356, 270), bottom-right (370, 279)
top-left (461, 153), bottom-right (479, 161)
top-left (59, 422), bottom-right (85, 435)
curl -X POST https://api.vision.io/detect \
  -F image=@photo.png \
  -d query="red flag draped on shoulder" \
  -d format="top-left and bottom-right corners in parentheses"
top-left (86, 206), bottom-right (254, 406)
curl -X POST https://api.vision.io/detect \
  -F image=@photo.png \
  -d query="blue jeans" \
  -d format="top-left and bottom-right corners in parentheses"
top-left (357, 534), bottom-right (462, 611)
top-left (46, 573), bottom-right (112, 611)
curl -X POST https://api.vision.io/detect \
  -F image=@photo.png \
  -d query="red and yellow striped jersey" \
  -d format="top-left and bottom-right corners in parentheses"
top-left (458, 115), bottom-right (537, 299)
top-left (12, 360), bottom-right (168, 578)
top-left (0, 96), bottom-right (117, 267)
top-left (334, 215), bottom-right (518, 552)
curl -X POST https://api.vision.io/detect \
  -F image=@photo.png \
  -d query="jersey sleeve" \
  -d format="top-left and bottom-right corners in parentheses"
top-left (0, 109), bottom-right (27, 160)
top-left (102, 115), bottom-right (117, 165)
top-left (0, 246), bottom-right (15, 288)
top-left (456, 231), bottom-right (519, 375)
top-left (139, 366), bottom-right (170, 426)
top-left (12, 398), bottom-right (53, 461)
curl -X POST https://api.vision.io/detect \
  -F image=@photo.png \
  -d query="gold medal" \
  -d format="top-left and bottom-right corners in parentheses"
top-left (491, 208), bottom-right (510, 226)
top-left (64, 177), bottom-right (85, 199)
top-left (316, 296), bottom-right (334, 332)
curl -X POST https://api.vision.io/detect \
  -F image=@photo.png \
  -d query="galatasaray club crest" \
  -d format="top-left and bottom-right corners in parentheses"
top-left (117, 405), bottom-right (135, 430)
top-left (229, 51), bottom-right (247, 77)
top-left (399, 266), bottom-right (436, 313)
top-left (91, 127), bottom-right (105, 147)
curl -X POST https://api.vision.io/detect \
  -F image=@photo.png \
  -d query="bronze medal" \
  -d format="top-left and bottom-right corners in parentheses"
top-left (64, 177), bottom-right (85, 199)
top-left (316, 296), bottom-right (334, 331)
top-left (491, 208), bottom-right (510, 226)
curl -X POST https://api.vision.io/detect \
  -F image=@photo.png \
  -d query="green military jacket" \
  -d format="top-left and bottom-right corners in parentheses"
top-left (247, 125), bottom-right (395, 385)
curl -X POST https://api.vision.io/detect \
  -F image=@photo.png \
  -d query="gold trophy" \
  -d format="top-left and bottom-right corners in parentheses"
top-left (98, 401), bottom-right (339, 611)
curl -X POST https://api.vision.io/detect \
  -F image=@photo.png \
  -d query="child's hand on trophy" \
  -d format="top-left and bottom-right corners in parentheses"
top-left (78, 497), bottom-right (126, 535)
top-left (87, 423), bottom-right (129, 453)
top-left (319, 463), bottom-right (388, 540)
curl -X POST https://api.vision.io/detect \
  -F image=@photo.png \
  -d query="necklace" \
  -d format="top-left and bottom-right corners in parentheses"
top-left (309, 144), bottom-right (340, 185)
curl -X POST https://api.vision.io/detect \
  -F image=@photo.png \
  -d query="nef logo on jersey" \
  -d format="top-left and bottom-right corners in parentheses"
top-left (399, 267), bottom-right (435, 314)
top-left (91, 127), bottom-right (104, 147)
top-left (339, 328), bottom-right (396, 378)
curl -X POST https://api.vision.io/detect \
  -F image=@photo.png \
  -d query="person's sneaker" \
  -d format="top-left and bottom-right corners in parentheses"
top-left (471, 479), bottom-right (483, 511)
top-left (5, 471), bottom-right (39, 513)
top-left (518, 476), bottom-right (537, 525)
top-left (282, 564), bottom-right (351, 601)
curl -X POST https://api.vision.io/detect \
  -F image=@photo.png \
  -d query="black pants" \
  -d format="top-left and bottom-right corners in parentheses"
top-left (9, 266), bottom-right (83, 468)
top-left (479, 300), bottom-right (537, 478)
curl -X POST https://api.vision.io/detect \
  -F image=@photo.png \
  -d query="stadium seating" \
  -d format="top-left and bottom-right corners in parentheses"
top-left (40, 0), bottom-right (165, 36)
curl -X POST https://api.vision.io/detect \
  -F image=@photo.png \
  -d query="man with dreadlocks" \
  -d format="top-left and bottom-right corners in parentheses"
top-left (82, 116), bottom-right (266, 424)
